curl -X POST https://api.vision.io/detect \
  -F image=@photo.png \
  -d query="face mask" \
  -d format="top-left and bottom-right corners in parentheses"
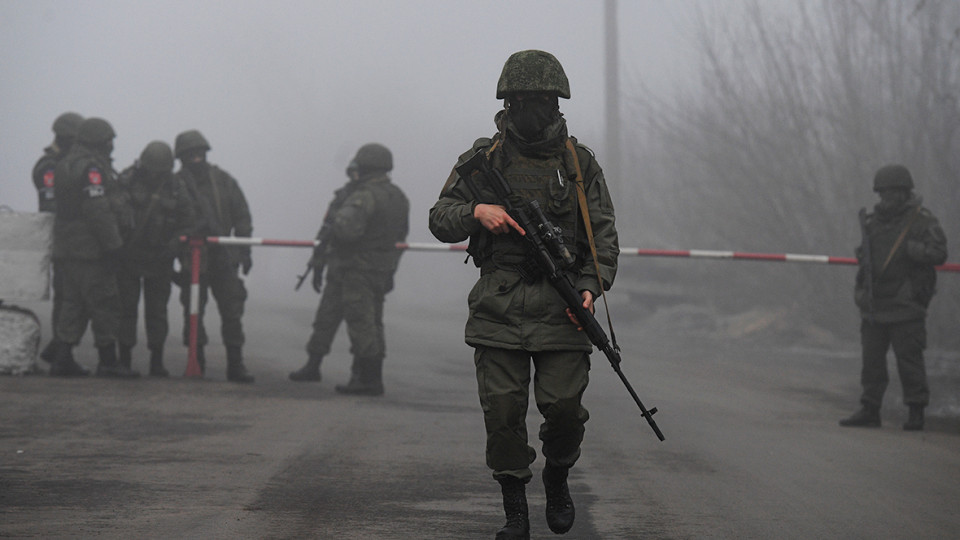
top-left (508, 95), bottom-right (559, 139)
top-left (876, 189), bottom-right (909, 213)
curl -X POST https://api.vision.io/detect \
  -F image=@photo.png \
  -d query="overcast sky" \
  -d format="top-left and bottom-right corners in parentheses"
top-left (1, 0), bottom-right (706, 302)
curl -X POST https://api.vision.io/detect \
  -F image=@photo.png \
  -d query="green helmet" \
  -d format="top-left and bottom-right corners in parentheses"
top-left (52, 112), bottom-right (84, 138)
top-left (353, 143), bottom-right (393, 172)
top-left (496, 50), bottom-right (570, 99)
top-left (76, 117), bottom-right (116, 146)
top-left (174, 129), bottom-right (211, 158)
top-left (139, 141), bottom-right (175, 174)
top-left (873, 164), bottom-right (914, 191)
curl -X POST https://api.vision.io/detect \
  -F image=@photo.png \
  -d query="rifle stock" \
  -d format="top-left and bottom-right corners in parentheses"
top-left (455, 150), bottom-right (665, 441)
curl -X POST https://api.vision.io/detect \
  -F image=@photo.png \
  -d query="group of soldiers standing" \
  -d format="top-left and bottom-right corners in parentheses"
top-left (27, 48), bottom-right (951, 539)
top-left (31, 113), bottom-right (409, 395)
top-left (32, 116), bottom-right (255, 382)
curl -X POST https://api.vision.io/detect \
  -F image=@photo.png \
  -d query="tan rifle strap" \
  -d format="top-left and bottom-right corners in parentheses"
top-left (565, 138), bottom-right (617, 347)
top-left (878, 207), bottom-right (921, 277)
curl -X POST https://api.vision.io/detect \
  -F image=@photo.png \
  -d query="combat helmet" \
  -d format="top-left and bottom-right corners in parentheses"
top-left (497, 50), bottom-right (570, 99)
top-left (353, 143), bottom-right (393, 172)
top-left (174, 129), bottom-right (211, 159)
top-left (139, 141), bottom-right (175, 174)
top-left (76, 117), bottom-right (116, 146)
top-left (873, 164), bottom-right (914, 191)
top-left (52, 112), bottom-right (84, 138)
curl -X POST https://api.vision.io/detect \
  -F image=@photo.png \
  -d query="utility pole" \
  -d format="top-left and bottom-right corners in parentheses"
top-left (604, 0), bottom-right (621, 184)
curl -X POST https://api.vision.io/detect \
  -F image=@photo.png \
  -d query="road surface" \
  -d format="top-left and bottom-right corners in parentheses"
top-left (1, 293), bottom-right (958, 539)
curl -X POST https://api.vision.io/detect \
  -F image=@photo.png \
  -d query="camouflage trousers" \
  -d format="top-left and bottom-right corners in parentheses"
top-left (117, 262), bottom-right (174, 351)
top-left (179, 255), bottom-right (246, 348)
top-left (859, 318), bottom-right (929, 408)
top-left (54, 258), bottom-right (120, 348)
top-left (306, 268), bottom-right (387, 360)
top-left (473, 346), bottom-right (590, 482)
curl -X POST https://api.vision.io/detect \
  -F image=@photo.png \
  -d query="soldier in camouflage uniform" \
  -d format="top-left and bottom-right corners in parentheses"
top-left (429, 50), bottom-right (619, 539)
top-left (33, 112), bottom-right (84, 213)
top-left (48, 117), bottom-right (139, 378)
top-left (33, 112), bottom-right (84, 368)
top-left (289, 144), bottom-right (409, 396)
top-left (174, 129), bottom-right (255, 383)
top-left (116, 141), bottom-right (196, 377)
top-left (840, 164), bottom-right (947, 431)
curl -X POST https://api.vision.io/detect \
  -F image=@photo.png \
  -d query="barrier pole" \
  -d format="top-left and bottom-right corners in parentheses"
top-left (183, 237), bottom-right (204, 378)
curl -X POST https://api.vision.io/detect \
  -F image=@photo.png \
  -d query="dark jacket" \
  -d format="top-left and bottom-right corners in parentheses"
top-left (855, 195), bottom-right (947, 322)
top-left (52, 144), bottom-right (124, 260)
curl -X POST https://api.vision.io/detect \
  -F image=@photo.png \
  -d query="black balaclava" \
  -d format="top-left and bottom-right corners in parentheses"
top-left (506, 94), bottom-right (560, 139)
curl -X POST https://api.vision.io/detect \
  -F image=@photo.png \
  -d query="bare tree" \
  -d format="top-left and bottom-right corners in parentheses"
top-left (622, 0), bottom-right (960, 346)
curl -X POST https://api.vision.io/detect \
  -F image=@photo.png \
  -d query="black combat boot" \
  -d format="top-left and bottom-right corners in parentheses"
top-left (335, 356), bottom-right (384, 396)
top-left (495, 476), bottom-right (529, 540)
top-left (543, 463), bottom-right (575, 534)
top-left (289, 353), bottom-right (323, 382)
top-left (40, 339), bottom-right (58, 363)
top-left (96, 344), bottom-right (140, 378)
top-left (119, 346), bottom-right (133, 369)
top-left (149, 346), bottom-right (169, 377)
top-left (903, 405), bottom-right (924, 431)
top-left (839, 404), bottom-right (881, 427)
top-left (226, 346), bottom-right (254, 383)
top-left (48, 341), bottom-right (90, 377)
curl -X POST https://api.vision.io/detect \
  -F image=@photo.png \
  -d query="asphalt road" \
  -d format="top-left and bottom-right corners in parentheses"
top-left (2, 295), bottom-right (959, 539)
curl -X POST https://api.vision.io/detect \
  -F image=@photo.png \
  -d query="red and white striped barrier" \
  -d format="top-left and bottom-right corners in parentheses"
top-left (179, 236), bottom-right (959, 377)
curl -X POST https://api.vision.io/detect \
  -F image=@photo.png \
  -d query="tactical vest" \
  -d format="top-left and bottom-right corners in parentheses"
top-left (475, 143), bottom-right (581, 278)
top-left (335, 177), bottom-right (409, 253)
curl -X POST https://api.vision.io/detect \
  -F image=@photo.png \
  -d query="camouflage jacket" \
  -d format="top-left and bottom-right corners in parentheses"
top-left (323, 173), bottom-right (409, 286)
top-left (429, 135), bottom-right (619, 352)
top-left (116, 166), bottom-right (196, 270)
top-left (855, 196), bottom-right (947, 323)
top-left (51, 144), bottom-right (124, 260)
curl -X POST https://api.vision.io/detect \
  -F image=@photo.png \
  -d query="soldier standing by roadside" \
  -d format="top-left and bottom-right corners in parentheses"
top-left (429, 50), bottom-right (619, 539)
top-left (33, 112), bottom-right (84, 368)
top-left (840, 164), bottom-right (947, 431)
top-left (48, 117), bottom-right (139, 378)
top-left (174, 129), bottom-right (254, 383)
top-left (116, 141), bottom-right (196, 377)
top-left (289, 143), bottom-right (409, 396)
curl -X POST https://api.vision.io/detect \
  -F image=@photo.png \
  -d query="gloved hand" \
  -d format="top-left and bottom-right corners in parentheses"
top-left (240, 252), bottom-right (252, 275)
top-left (312, 268), bottom-right (324, 294)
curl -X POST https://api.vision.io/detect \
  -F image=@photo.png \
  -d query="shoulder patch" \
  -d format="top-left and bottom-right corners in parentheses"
top-left (43, 170), bottom-right (55, 187)
top-left (84, 167), bottom-right (106, 198)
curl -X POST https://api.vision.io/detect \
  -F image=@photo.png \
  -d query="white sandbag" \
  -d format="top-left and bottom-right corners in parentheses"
top-left (0, 303), bottom-right (41, 375)
top-left (0, 209), bottom-right (53, 301)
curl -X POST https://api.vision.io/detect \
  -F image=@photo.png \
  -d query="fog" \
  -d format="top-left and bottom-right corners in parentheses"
top-left (0, 0), bottom-right (705, 312)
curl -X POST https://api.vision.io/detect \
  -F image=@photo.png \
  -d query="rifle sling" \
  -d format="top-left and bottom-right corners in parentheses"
top-left (565, 138), bottom-right (618, 350)
top-left (128, 178), bottom-right (169, 244)
top-left (878, 207), bottom-right (921, 278)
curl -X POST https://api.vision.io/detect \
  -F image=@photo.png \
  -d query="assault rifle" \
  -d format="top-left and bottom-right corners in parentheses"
top-left (858, 207), bottom-right (874, 323)
top-left (295, 229), bottom-right (331, 292)
top-left (455, 150), bottom-right (665, 441)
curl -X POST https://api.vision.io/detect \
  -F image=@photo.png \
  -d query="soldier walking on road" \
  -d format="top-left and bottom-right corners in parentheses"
top-left (48, 117), bottom-right (139, 378)
top-left (289, 144), bottom-right (409, 396)
top-left (174, 129), bottom-right (255, 383)
top-left (33, 111), bottom-right (84, 367)
top-left (116, 141), bottom-right (196, 377)
top-left (840, 164), bottom-right (947, 431)
top-left (429, 50), bottom-right (619, 539)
